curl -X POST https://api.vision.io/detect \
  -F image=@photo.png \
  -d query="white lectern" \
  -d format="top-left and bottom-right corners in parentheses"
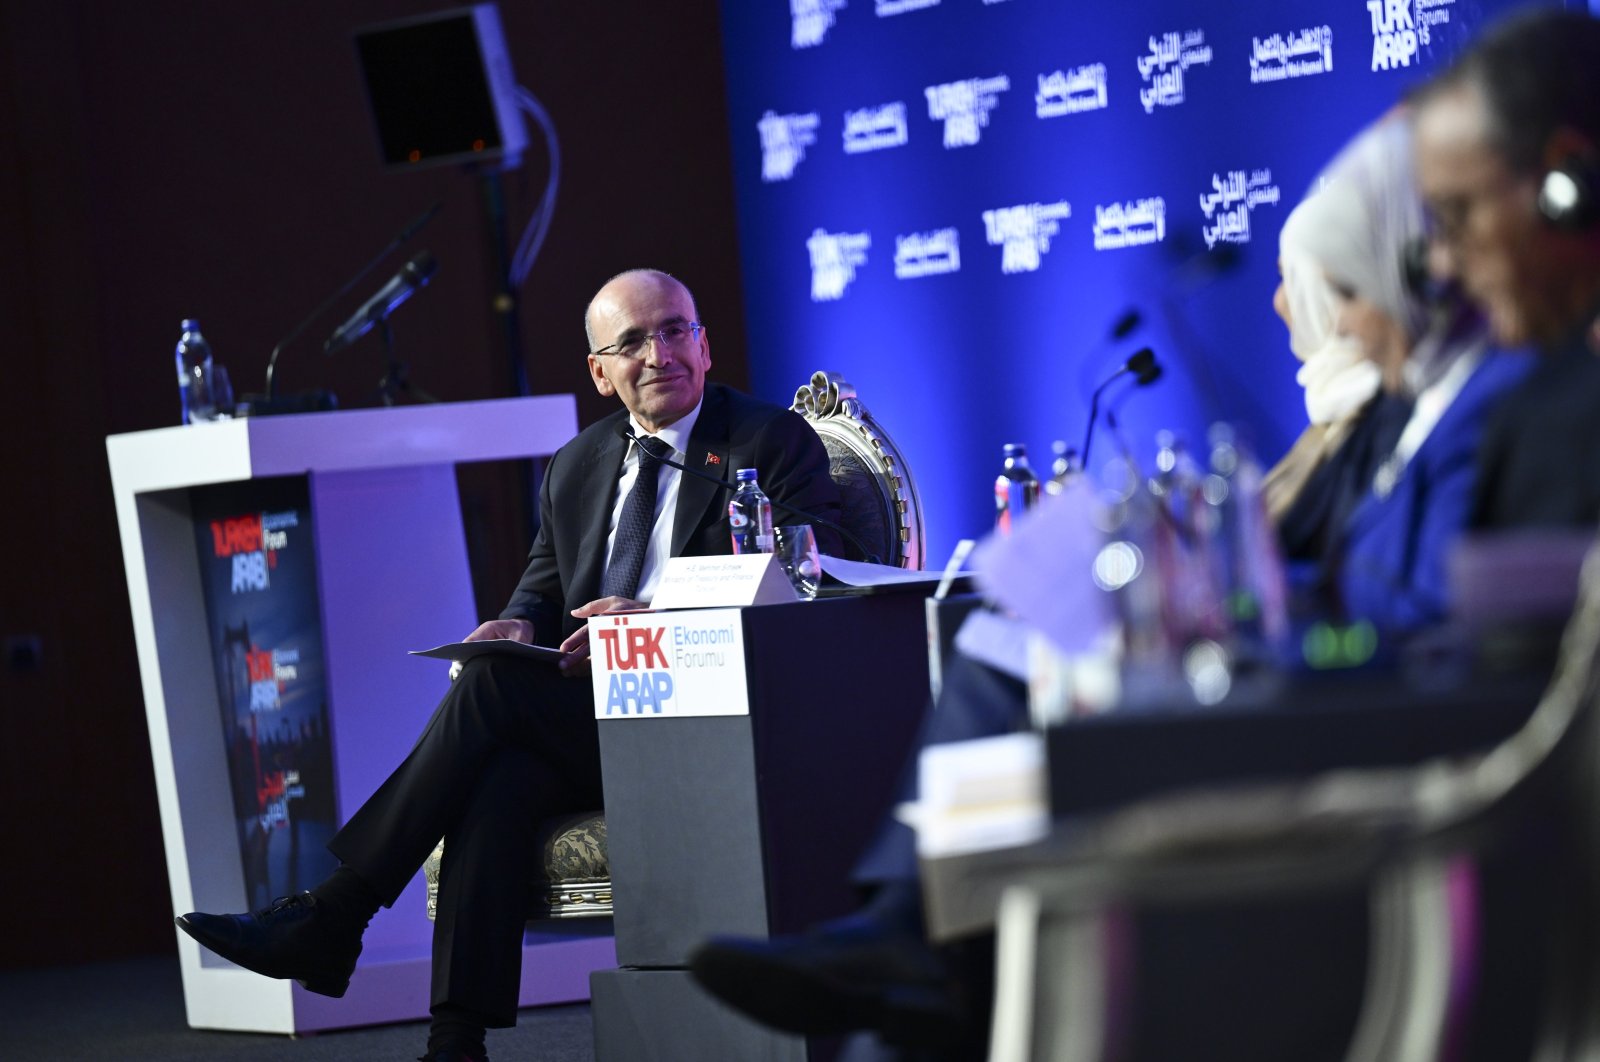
top-left (107, 398), bottom-right (616, 1034)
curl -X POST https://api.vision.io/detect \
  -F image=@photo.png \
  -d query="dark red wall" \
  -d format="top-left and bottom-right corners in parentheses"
top-left (0, 0), bottom-right (748, 968)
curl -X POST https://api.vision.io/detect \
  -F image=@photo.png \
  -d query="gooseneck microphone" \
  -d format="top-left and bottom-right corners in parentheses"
top-left (1081, 347), bottom-right (1162, 472)
top-left (322, 251), bottom-right (438, 357)
top-left (264, 200), bottom-right (442, 400)
top-left (614, 423), bottom-right (881, 565)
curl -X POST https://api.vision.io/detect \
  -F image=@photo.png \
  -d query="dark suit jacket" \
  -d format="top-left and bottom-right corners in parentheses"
top-left (499, 382), bottom-right (844, 645)
top-left (1336, 350), bottom-right (1534, 632)
top-left (1470, 333), bottom-right (1600, 530)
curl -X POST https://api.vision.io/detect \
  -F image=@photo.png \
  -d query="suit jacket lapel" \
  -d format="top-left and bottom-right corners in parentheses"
top-left (673, 384), bottom-right (733, 558)
top-left (572, 416), bottom-right (629, 603)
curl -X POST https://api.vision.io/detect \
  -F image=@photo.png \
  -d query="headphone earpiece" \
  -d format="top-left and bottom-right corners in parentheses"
top-left (1538, 156), bottom-right (1599, 231)
top-left (1401, 234), bottom-right (1432, 300)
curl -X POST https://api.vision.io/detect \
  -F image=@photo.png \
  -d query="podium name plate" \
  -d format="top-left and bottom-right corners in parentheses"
top-left (648, 554), bottom-right (797, 611)
top-left (590, 608), bottom-right (751, 718)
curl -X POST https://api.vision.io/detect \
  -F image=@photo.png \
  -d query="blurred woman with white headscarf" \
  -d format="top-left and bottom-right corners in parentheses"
top-left (1264, 113), bottom-right (1533, 632)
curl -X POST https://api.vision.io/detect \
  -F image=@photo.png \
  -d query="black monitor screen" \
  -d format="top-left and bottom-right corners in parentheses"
top-left (355, 14), bottom-right (502, 167)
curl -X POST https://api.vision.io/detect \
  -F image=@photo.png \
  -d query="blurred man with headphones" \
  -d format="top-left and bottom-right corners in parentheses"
top-left (1412, 8), bottom-right (1600, 528)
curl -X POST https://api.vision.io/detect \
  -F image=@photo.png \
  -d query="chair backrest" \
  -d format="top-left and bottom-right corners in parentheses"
top-left (791, 370), bottom-right (925, 569)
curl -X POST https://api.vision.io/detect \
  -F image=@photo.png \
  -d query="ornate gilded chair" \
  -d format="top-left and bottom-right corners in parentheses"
top-left (425, 811), bottom-right (610, 921)
top-left (422, 371), bottom-right (925, 926)
top-left (791, 370), bottom-right (925, 570)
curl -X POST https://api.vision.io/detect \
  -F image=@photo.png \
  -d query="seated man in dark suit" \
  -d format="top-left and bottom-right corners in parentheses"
top-left (1412, 12), bottom-right (1600, 528)
top-left (177, 268), bottom-right (842, 1062)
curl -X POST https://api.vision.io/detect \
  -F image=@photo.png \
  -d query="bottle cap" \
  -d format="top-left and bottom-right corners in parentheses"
top-left (181, 319), bottom-right (200, 332)
top-left (1002, 443), bottom-right (1027, 458)
top-left (735, 468), bottom-right (758, 481)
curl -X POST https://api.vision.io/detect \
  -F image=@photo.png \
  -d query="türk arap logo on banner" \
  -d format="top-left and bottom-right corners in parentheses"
top-left (983, 201), bottom-right (1073, 274)
top-left (1367, 0), bottom-right (1419, 68)
top-left (758, 110), bottom-right (820, 182)
top-left (791, 0), bottom-right (846, 49)
top-left (209, 509), bottom-right (298, 594)
top-left (590, 609), bottom-right (750, 718)
top-left (925, 76), bottom-right (1010, 149)
top-left (808, 228), bottom-right (872, 301)
top-left (246, 643), bottom-right (300, 711)
top-left (1368, 0), bottom-right (1460, 69)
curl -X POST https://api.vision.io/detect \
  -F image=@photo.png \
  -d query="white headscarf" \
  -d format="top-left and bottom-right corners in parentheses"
top-left (1277, 116), bottom-right (1433, 422)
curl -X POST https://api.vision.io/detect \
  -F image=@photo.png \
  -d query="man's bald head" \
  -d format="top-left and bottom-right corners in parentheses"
top-left (584, 269), bottom-right (712, 434)
top-left (585, 270), bottom-right (695, 351)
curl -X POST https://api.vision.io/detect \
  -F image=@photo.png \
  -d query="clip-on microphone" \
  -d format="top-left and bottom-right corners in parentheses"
top-left (615, 424), bottom-right (881, 565)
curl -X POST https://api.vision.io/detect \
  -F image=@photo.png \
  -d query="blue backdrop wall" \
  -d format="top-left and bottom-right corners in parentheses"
top-left (719, 0), bottom-right (1572, 564)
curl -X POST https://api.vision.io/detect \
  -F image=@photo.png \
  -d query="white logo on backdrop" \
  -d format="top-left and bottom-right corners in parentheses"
top-left (1199, 170), bottom-right (1281, 249)
top-left (1413, 0), bottom-right (1458, 46)
top-left (1368, 0), bottom-right (1419, 69)
top-left (1036, 65), bottom-right (1108, 118)
top-left (844, 102), bottom-right (910, 154)
top-left (1137, 31), bottom-right (1212, 113)
top-left (791, 0), bottom-right (847, 49)
top-left (925, 76), bottom-right (1010, 148)
top-left (894, 228), bottom-right (962, 279)
top-left (758, 111), bottom-right (821, 182)
top-left (877, 0), bottom-right (939, 15)
top-left (1250, 26), bottom-right (1333, 82)
top-left (808, 229), bottom-right (871, 301)
top-left (1093, 198), bottom-right (1166, 251)
top-left (982, 201), bottom-right (1073, 274)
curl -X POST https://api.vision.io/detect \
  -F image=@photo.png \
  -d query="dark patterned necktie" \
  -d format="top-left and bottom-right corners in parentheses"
top-left (600, 435), bottom-right (667, 600)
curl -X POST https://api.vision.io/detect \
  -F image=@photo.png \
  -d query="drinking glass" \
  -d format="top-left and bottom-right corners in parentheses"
top-left (774, 524), bottom-right (822, 600)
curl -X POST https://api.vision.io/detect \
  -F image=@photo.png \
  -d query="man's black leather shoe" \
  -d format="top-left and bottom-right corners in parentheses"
top-left (688, 918), bottom-right (967, 1049)
top-left (175, 892), bottom-right (362, 997)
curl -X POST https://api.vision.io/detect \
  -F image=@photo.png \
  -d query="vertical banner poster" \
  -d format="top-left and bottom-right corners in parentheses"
top-left (191, 477), bottom-right (338, 909)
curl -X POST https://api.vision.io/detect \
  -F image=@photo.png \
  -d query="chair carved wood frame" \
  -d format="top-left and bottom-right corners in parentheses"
top-left (792, 370), bottom-right (926, 570)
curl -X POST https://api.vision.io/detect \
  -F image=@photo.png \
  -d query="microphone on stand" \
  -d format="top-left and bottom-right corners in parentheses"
top-left (262, 200), bottom-right (442, 402)
top-left (1081, 347), bottom-right (1162, 472)
top-left (322, 251), bottom-right (438, 356)
top-left (614, 424), bottom-right (881, 565)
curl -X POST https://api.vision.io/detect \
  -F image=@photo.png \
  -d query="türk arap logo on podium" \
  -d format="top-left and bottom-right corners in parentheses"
top-left (590, 608), bottom-right (752, 718)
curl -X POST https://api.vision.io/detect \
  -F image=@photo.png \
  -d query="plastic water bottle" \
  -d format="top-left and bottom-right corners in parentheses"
top-left (175, 319), bottom-right (214, 424)
top-left (728, 468), bottom-right (775, 554)
top-left (1149, 432), bottom-right (1225, 645)
top-left (994, 443), bottom-right (1040, 535)
top-left (1045, 440), bottom-right (1078, 496)
top-left (1205, 423), bottom-right (1289, 660)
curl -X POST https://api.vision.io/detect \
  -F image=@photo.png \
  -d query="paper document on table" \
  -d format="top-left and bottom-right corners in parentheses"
top-left (902, 732), bottom-right (1049, 859)
top-left (409, 639), bottom-right (567, 665)
top-left (973, 481), bottom-right (1112, 655)
top-left (821, 554), bottom-right (953, 586)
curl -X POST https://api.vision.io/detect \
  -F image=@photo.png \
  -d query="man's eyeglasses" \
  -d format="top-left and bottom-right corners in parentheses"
top-left (1421, 166), bottom-right (1525, 251)
top-left (591, 321), bottom-right (703, 360)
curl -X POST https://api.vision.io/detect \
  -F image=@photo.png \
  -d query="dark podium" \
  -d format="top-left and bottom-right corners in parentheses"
top-left (589, 591), bottom-right (933, 1060)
